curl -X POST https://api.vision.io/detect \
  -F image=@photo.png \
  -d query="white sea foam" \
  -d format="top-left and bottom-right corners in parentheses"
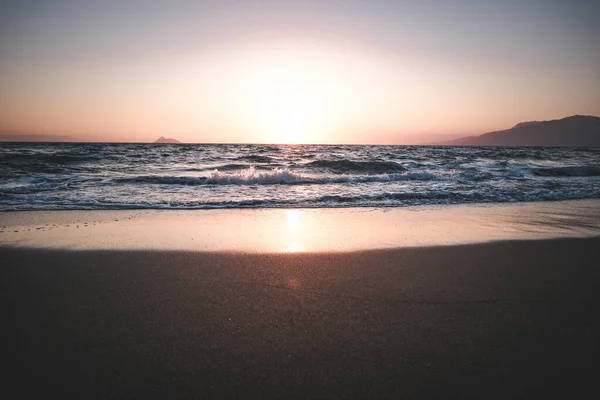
top-left (207, 166), bottom-right (308, 185)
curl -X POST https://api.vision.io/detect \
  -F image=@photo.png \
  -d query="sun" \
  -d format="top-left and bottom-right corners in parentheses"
top-left (215, 42), bottom-right (370, 144)
top-left (277, 111), bottom-right (308, 144)
top-left (238, 57), bottom-right (339, 144)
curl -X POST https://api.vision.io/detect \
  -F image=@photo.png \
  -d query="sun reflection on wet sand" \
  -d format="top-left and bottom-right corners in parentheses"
top-left (283, 210), bottom-right (304, 252)
top-left (286, 209), bottom-right (302, 232)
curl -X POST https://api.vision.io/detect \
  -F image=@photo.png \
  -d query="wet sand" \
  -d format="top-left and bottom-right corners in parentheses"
top-left (2, 199), bottom-right (600, 252)
top-left (2, 239), bottom-right (599, 398)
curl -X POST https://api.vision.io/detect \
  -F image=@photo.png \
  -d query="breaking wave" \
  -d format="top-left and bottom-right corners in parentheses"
top-left (114, 167), bottom-right (440, 186)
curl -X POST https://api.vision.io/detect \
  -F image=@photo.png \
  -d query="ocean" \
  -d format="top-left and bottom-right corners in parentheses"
top-left (1, 142), bottom-right (599, 211)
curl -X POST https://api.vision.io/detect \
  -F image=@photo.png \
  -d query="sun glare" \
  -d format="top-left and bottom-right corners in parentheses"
top-left (213, 41), bottom-right (388, 144)
top-left (238, 56), bottom-right (339, 144)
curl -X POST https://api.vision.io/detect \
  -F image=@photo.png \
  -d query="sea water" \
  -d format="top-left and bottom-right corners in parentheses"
top-left (1, 143), bottom-right (599, 210)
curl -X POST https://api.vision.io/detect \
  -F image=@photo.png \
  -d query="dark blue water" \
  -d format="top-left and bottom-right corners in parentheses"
top-left (1, 143), bottom-right (599, 210)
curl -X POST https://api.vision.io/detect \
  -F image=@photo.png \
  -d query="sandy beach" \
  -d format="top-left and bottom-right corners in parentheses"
top-left (3, 0), bottom-right (599, 396)
top-left (2, 201), bottom-right (600, 398)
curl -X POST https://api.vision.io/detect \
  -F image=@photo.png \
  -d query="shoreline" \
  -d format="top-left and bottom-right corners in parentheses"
top-left (2, 199), bottom-right (600, 251)
top-left (3, 199), bottom-right (599, 397)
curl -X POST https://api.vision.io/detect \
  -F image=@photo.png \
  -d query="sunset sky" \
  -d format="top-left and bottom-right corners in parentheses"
top-left (1, 0), bottom-right (599, 144)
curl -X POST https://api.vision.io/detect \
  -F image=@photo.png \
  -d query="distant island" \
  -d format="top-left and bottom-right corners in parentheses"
top-left (0, 133), bottom-right (185, 143)
top-left (437, 115), bottom-right (600, 147)
top-left (154, 136), bottom-right (181, 144)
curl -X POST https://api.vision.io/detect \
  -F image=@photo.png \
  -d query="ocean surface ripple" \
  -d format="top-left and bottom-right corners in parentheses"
top-left (1, 143), bottom-right (599, 210)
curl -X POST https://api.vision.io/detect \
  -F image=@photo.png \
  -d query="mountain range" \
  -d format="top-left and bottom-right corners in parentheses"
top-left (436, 115), bottom-right (600, 147)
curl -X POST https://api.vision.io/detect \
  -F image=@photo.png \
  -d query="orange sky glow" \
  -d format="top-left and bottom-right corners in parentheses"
top-left (1, 1), bottom-right (599, 144)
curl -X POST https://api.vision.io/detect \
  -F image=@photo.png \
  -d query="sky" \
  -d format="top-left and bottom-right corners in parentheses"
top-left (1, 0), bottom-right (599, 144)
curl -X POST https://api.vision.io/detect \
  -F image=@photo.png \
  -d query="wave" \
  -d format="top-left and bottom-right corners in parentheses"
top-left (183, 163), bottom-right (253, 172)
top-left (315, 191), bottom-right (479, 204)
top-left (531, 166), bottom-right (600, 177)
top-left (207, 167), bottom-right (305, 184)
top-left (306, 159), bottom-right (405, 173)
top-left (0, 181), bottom-right (70, 194)
top-left (113, 169), bottom-right (309, 185)
top-left (235, 155), bottom-right (274, 163)
top-left (113, 167), bottom-right (440, 186)
top-left (5, 187), bottom-right (598, 211)
top-left (0, 152), bottom-right (98, 171)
